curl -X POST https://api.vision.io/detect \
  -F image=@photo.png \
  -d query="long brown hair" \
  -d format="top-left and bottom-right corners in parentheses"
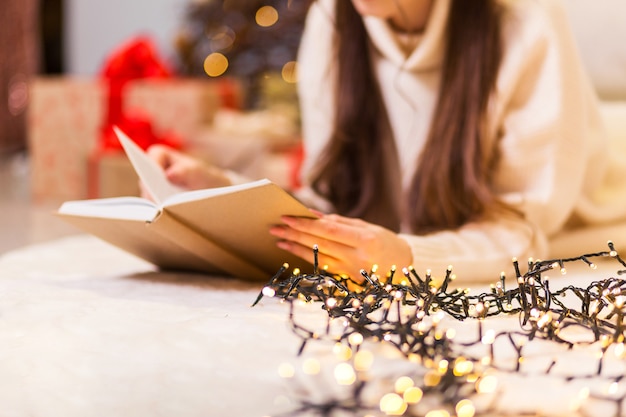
top-left (310, 0), bottom-right (504, 234)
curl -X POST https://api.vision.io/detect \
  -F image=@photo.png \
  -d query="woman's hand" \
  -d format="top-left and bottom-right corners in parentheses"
top-left (269, 213), bottom-right (413, 282)
top-left (144, 145), bottom-right (231, 194)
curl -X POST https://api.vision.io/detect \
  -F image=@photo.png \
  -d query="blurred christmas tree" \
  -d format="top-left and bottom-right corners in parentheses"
top-left (174, 0), bottom-right (312, 110)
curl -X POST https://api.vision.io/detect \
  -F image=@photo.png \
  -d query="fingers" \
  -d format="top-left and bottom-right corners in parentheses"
top-left (270, 224), bottom-right (353, 259)
top-left (276, 239), bottom-right (341, 270)
top-left (276, 238), bottom-right (363, 280)
top-left (146, 145), bottom-right (177, 170)
top-left (145, 145), bottom-right (189, 186)
top-left (270, 219), bottom-right (374, 280)
top-left (270, 213), bottom-right (412, 282)
top-left (163, 163), bottom-right (193, 186)
top-left (279, 215), bottom-right (371, 247)
top-left (145, 145), bottom-right (230, 190)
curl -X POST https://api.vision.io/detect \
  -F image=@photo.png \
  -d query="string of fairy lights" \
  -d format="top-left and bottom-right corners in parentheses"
top-left (253, 241), bottom-right (626, 416)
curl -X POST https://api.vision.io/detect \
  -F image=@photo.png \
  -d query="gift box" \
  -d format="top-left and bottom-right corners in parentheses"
top-left (28, 77), bottom-right (106, 204)
top-left (189, 108), bottom-right (302, 191)
top-left (28, 35), bottom-right (245, 203)
top-left (28, 76), bottom-right (243, 203)
top-left (87, 151), bottom-right (140, 199)
top-left (125, 77), bottom-right (242, 139)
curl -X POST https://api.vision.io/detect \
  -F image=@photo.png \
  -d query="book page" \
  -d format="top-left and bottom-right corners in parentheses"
top-left (163, 180), bottom-right (317, 275)
top-left (114, 126), bottom-right (186, 205)
top-left (162, 178), bottom-right (273, 207)
top-left (58, 197), bottom-right (160, 221)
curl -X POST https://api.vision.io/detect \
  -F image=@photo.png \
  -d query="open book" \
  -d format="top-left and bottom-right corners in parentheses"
top-left (57, 127), bottom-right (316, 280)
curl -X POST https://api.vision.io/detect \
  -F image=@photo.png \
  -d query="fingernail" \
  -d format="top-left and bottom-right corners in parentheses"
top-left (309, 209), bottom-right (325, 218)
top-left (269, 226), bottom-right (285, 237)
top-left (276, 241), bottom-right (291, 250)
top-left (281, 216), bottom-right (297, 226)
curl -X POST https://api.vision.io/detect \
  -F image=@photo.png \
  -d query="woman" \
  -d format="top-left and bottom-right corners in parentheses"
top-left (148, 0), bottom-right (626, 282)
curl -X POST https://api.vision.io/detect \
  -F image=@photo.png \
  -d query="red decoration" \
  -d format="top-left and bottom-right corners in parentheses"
top-left (99, 36), bottom-right (182, 152)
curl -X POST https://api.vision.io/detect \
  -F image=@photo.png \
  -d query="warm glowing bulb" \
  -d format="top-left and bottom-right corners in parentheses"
top-left (262, 286), bottom-right (275, 297)
top-left (394, 376), bottom-right (414, 394)
top-left (354, 350), bottom-right (374, 371)
top-left (334, 363), bottom-right (356, 385)
top-left (281, 61), bottom-right (298, 83)
top-left (379, 393), bottom-right (407, 415)
top-left (456, 399), bottom-right (476, 417)
top-left (278, 362), bottom-right (295, 378)
top-left (453, 359), bottom-right (474, 376)
top-left (203, 52), bottom-right (228, 77)
top-left (481, 329), bottom-right (495, 345)
top-left (424, 370), bottom-right (442, 387)
top-left (333, 344), bottom-right (353, 361)
top-left (425, 410), bottom-right (450, 417)
top-left (476, 375), bottom-right (498, 394)
top-left (256, 6), bottom-right (279, 27)
top-left (302, 358), bottom-right (321, 375)
top-left (537, 312), bottom-right (553, 328)
top-left (403, 386), bottom-right (423, 404)
top-left (348, 332), bottom-right (364, 346)
top-left (433, 310), bottom-right (445, 323)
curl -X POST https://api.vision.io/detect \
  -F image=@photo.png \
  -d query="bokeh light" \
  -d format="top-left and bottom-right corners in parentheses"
top-left (403, 387), bottom-right (423, 404)
top-left (456, 399), bottom-right (476, 417)
top-left (379, 393), bottom-right (407, 415)
top-left (353, 349), bottom-right (374, 371)
top-left (476, 375), bottom-right (498, 394)
top-left (277, 362), bottom-right (295, 378)
top-left (302, 358), bottom-right (321, 375)
top-left (256, 6), bottom-right (279, 27)
top-left (334, 363), bottom-right (356, 385)
top-left (203, 52), bottom-right (229, 77)
top-left (394, 376), bottom-right (414, 394)
top-left (281, 61), bottom-right (297, 83)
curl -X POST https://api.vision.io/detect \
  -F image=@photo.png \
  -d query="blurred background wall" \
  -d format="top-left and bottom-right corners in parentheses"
top-left (0, 0), bottom-right (40, 154)
top-left (2, 0), bottom-right (626, 157)
top-left (565, 0), bottom-right (626, 100)
top-left (63, 0), bottom-right (626, 98)
top-left (64, 0), bottom-right (187, 76)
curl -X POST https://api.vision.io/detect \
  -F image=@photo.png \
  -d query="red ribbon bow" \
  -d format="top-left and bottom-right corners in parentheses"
top-left (99, 36), bottom-right (182, 152)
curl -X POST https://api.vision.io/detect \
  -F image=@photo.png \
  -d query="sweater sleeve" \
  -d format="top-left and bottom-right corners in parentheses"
top-left (401, 0), bottom-right (608, 283)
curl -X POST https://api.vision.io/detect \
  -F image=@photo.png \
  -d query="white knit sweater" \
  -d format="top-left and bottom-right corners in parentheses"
top-left (295, 0), bottom-right (626, 282)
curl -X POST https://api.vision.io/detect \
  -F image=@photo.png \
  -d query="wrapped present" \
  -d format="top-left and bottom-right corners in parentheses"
top-left (188, 108), bottom-right (302, 191)
top-left (28, 38), bottom-right (243, 203)
top-left (87, 150), bottom-right (140, 199)
top-left (124, 78), bottom-right (242, 140)
top-left (28, 77), bottom-right (106, 204)
top-left (97, 36), bottom-right (180, 154)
